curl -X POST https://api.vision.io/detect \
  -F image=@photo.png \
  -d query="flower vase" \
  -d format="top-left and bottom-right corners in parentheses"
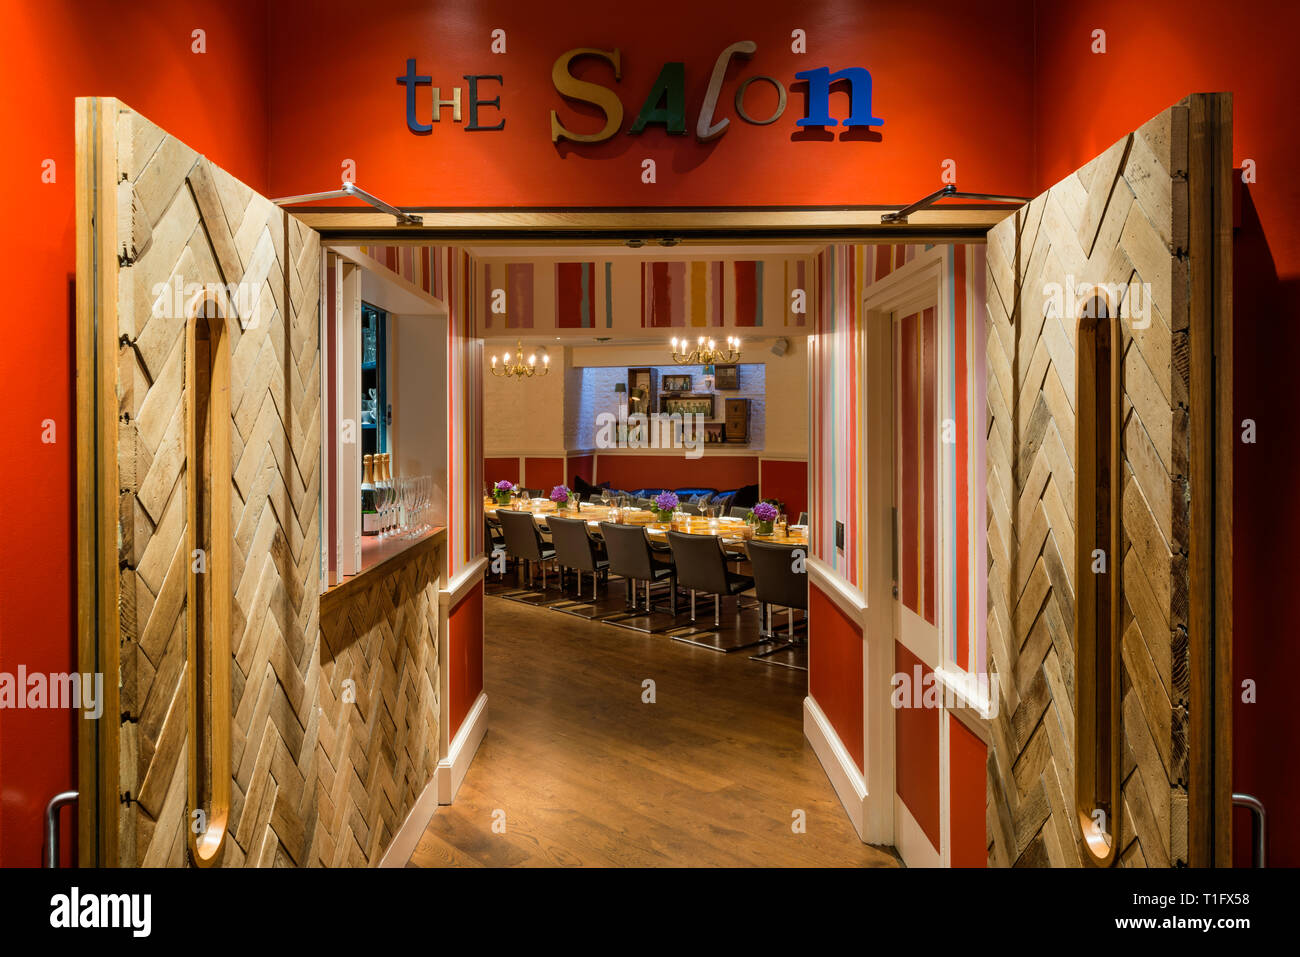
top-left (756, 520), bottom-right (774, 535)
top-left (494, 491), bottom-right (511, 506)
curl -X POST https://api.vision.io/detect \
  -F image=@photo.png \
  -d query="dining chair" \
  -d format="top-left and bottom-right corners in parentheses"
top-left (484, 516), bottom-right (507, 577)
top-left (666, 530), bottom-right (756, 632)
top-left (729, 505), bottom-right (750, 519)
top-left (496, 509), bottom-right (556, 589)
top-left (547, 515), bottom-right (609, 598)
top-left (679, 502), bottom-right (702, 516)
top-left (797, 511), bottom-right (809, 526)
top-left (600, 522), bottom-right (677, 616)
top-left (745, 540), bottom-right (809, 668)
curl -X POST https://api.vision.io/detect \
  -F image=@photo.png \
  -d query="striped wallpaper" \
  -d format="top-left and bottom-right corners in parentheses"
top-left (810, 243), bottom-right (986, 673)
top-left (483, 262), bottom-right (534, 329)
top-left (447, 247), bottom-right (484, 574)
top-left (357, 243), bottom-right (446, 299)
top-left (641, 260), bottom-right (724, 327)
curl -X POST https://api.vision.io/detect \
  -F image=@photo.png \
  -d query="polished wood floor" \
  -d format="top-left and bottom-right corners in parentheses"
top-left (407, 586), bottom-right (900, 867)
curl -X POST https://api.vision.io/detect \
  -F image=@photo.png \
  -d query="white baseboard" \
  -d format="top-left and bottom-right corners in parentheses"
top-left (437, 691), bottom-right (488, 805)
top-left (894, 793), bottom-right (943, 868)
top-left (804, 695), bottom-right (868, 841)
top-left (378, 767), bottom-right (443, 868)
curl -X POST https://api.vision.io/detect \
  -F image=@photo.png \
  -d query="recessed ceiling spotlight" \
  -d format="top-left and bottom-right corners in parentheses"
top-left (626, 238), bottom-right (645, 248)
top-left (659, 237), bottom-right (679, 247)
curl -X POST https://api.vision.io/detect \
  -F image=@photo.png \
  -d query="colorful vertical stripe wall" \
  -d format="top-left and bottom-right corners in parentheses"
top-left (555, 262), bottom-right (598, 328)
top-left (810, 243), bottom-right (986, 674)
top-left (641, 261), bottom-right (724, 327)
top-left (448, 246), bottom-right (484, 574)
top-left (482, 262), bottom-right (534, 328)
top-left (357, 243), bottom-right (446, 300)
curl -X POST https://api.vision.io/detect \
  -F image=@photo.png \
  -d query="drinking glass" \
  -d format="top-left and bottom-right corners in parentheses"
top-left (601, 490), bottom-right (611, 508)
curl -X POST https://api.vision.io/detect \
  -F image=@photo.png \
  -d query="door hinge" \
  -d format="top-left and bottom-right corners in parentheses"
top-left (119, 790), bottom-right (135, 807)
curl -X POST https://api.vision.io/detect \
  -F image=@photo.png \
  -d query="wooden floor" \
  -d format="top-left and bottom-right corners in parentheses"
top-left (407, 588), bottom-right (900, 867)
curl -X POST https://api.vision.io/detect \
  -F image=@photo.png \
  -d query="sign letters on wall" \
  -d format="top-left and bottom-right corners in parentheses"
top-left (396, 41), bottom-right (883, 146)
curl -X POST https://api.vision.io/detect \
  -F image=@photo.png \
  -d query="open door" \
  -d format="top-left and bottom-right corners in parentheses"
top-left (984, 94), bottom-right (1233, 866)
top-left (76, 99), bottom-right (322, 866)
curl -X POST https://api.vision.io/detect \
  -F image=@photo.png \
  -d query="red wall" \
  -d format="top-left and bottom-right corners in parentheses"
top-left (594, 454), bottom-right (759, 492)
top-left (522, 456), bottom-right (565, 492)
top-left (448, 582), bottom-right (485, 737)
top-left (894, 644), bottom-right (940, 852)
top-left (760, 459), bottom-right (808, 519)
top-left (485, 456), bottom-right (520, 486)
top-left (265, 0), bottom-right (1034, 207)
top-left (0, 0), bottom-right (270, 868)
top-left (948, 713), bottom-right (987, 867)
top-left (568, 453), bottom-right (595, 488)
top-left (807, 583), bottom-right (863, 774)
top-left (1033, 0), bottom-right (1300, 868)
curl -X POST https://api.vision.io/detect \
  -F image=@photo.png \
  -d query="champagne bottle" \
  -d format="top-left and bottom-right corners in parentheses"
top-left (361, 454), bottom-right (378, 536)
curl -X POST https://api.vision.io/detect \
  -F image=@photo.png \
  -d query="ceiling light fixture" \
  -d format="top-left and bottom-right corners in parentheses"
top-left (490, 340), bottom-right (550, 380)
top-left (669, 335), bottom-right (741, 366)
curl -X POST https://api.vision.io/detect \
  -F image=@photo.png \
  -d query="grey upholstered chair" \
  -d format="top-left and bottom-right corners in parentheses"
top-left (600, 522), bottom-right (677, 615)
top-left (547, 515), bottom-right (609, 598)
top-left (666, 530), bottom-right (754, 627)
top-left (496, 509), bottom-right (556, 589)
top-left (746, 540), bottom-right (809, 664)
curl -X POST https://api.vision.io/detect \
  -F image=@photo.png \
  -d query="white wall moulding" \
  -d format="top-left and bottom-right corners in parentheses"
top-left (807, 557), bottom-right (867, 626)
top-left (438, 692), bottom-right (489, 806)
top-left (803, 696), bottom-right (868, 840)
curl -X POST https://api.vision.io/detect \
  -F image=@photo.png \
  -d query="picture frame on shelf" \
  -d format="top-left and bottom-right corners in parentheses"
top-left (713, 364), bottom-right (739, 390)
top-left (662, 373), bottom-right (693, 393)
top-left (663, 395), bottom-right (714, 417)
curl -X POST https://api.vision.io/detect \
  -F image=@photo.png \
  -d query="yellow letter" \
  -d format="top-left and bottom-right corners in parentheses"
top-left (551, 48), bottom-right (623, 144)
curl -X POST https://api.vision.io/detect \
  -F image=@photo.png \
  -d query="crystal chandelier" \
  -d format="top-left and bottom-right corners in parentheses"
top-left (490, 340), bottom-right (550, 379)
top-left (669, 334), bottom-right (741, 365)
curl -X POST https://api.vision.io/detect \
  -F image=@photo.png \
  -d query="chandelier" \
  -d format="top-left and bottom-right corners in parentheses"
top-left (669, 335), bottom-right (741, 365)
top-left (490, 340), bottom-right (550, 379)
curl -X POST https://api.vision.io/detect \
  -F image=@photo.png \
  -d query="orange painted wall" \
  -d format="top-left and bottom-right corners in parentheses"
top-left (594, 453), bottom-right (759, 492)
top-left (894, 643), bottom-right (940, 852)
top-left (265, 0), bottom-right (1034, 207)
top-left (948, 713), bottom-right (987, 867)
top-left (448, 582), bottom-right (485, 737)
top-left (1033, 0), bottom-right (1300, 868)
top-left (760, 459), bottom-right (807, 519)
top-left (807, 583), bottom-right (863, 773)
top-left (523, 456), bottom-right (565, 492)
top-left (485, 456), bottom-right (521, 486)
top-left (0, 0), bottom-right (270, 867)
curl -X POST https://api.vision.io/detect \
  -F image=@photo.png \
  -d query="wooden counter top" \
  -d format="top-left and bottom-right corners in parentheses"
top-left (321, 526), bottom-right (446, 612)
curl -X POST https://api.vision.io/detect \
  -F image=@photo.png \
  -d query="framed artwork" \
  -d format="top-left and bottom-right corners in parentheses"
top-left (713, 364), bottom-right (739, 390)
top-left (662, 373), bottom-right (693, 392)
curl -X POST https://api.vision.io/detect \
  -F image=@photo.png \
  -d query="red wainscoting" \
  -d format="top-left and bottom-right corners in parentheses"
top-left (594, 454), bottom-right (760, 493)
top-left (948, 713), bottom-right (988, 867)
top-left (808, 582), bottom-right (864, 774)
top-left (448, 581), bottom-right (485, 738)
top-left (895, 643), bottom-right (941, 852)
top-left (760, 459), bottom-right (808, 518)
top-left (522, 456), bottom-right (565, 492)
top-left (484, 457), bottom-right (519, 487)
top-left (568, 453), bottom-right (595, 488)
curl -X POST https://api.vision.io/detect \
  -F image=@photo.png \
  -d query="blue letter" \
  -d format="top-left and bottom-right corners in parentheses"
top-left (795, 66), bottom-right (883, 127)
top-left (397, 58), bottom-right (432, 133)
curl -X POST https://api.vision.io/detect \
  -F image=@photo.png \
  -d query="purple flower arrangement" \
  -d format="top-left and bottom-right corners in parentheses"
top-left (752, 501), bottom-right (779, 522)
top-left (653, 491), bottom-right (679, 514)
top-left (494, 480), bottom-right (513, 491)
top-left (550, 485), bottom-right (572, 504)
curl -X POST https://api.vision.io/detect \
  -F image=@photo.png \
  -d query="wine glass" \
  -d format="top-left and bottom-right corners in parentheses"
top-left (601, 489), bottom-right (611, 508)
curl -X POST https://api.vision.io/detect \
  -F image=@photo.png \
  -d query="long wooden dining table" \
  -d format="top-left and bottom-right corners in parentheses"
top-left (484, 499), bottom-right (808, 557)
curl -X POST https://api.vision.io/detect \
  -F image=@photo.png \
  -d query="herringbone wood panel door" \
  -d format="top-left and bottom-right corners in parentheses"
top-left (985, 102), bottom-right (1197, 867)
top-left (112, 104), bottom-right (321, 867)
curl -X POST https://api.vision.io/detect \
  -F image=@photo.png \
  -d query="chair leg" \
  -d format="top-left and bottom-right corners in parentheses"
top-left (714, 594), bottom-right (721, 628)
top-left (690, 590), bottom-right (696, 621)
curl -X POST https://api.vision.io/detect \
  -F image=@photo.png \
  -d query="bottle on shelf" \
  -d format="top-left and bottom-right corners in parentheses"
top-left (361, 454), bottom-right (378, 536)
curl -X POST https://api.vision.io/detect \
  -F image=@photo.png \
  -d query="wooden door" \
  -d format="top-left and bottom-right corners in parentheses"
top-left (76, 99), bottom-right (321, 866)
top-left (984, 95), bottom-right (1233, 867)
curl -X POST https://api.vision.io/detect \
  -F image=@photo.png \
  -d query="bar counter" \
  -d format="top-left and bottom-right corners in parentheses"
top-left (321, 526), bottom-right (447, 612)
